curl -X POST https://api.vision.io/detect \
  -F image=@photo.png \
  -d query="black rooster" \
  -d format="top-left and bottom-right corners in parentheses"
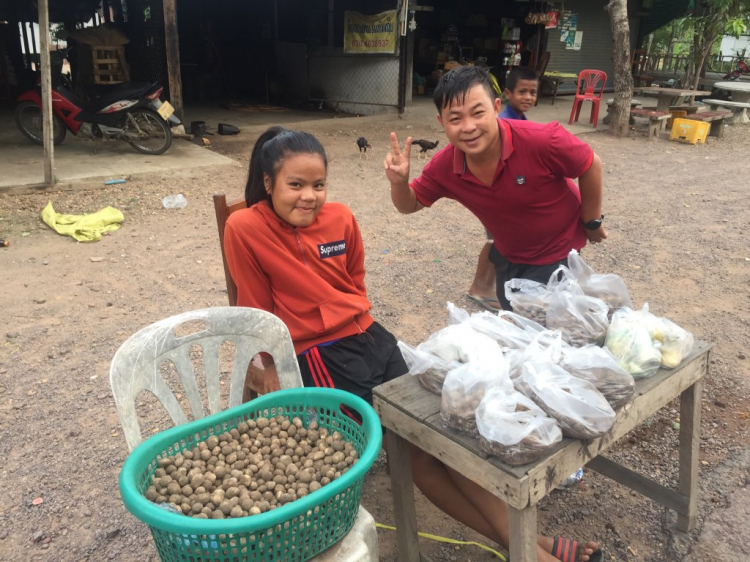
top-left (356, 137), bottom-right (372, 159)
top-left (412, 139), bottom-right (440, 160)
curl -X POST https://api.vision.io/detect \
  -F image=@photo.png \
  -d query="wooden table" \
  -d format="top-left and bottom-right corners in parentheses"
top-left (543, 71), bottom-right (579, 105)
top-left (373, 342), bottom-right (711, 562)
top-left (634, 86), bottom-right (710, 112)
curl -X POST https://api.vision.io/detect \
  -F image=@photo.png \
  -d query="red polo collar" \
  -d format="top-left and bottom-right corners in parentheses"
top-left (451, 118), bottom-right (514, 178)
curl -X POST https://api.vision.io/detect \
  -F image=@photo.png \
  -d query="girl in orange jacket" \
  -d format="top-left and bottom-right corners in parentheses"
top-left (224, 126), bottom-right (601, 562)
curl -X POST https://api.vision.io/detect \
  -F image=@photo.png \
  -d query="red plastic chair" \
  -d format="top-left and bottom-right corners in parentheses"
top-left (568, 69), bottom-right (607, 128)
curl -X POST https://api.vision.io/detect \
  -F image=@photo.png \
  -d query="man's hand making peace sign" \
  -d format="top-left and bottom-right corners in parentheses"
top-left (384, 132), bottom-right (424, 214)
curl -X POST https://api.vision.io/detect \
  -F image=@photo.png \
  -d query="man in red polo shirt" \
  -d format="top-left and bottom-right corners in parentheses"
top-left (384, 66), bottom-right (607, 310)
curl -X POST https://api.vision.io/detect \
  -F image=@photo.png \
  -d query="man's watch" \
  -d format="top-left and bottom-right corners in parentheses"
top-left (582, 214), bottom-right (604, 230)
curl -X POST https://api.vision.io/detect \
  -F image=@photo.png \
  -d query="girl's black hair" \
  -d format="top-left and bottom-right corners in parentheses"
top-left (244, 126), bottom-right (328, 207)
top-left (433, 66), bottom-right (497, 114)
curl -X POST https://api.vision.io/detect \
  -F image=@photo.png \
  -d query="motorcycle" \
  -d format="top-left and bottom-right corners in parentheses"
top-left (14, 50), bottom-right (178, 155)
top-left (710, 58), bottom-right (749, 101)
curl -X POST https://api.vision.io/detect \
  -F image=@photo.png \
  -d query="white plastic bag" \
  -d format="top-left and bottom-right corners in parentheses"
top-left (567, 250), bottom-right (633, 313)
top-left (504, 278), bottom-right (551, 326)
top-left (522, 361), bottom-right (616, 439)
top-left (559, 345), bottom-right (635, 409)
top-left (605, 305), bottom-right (662, 379)
top-left (446, 302), bottom-right (471, 326)
top-left (545, 267), bottom-right (609, 347)
top-left (476, 388), bottom-right (563, 465)
top-left (419, 322), bottom-right (501, 364)
top-left (440, 356), bottom-right (511, 435)
top-left (397, 341), bottom-right (461, 395)
top-left (647, 315), bottom-right (694, 369)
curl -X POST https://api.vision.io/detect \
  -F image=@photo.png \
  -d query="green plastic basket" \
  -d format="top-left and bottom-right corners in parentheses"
top-left (120, 388), bottom-right (382, 562)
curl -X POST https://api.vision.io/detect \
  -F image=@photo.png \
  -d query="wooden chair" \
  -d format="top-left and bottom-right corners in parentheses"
top-left (568, 69), bottom-right (607, 128)
top-left (535, 51), bottom-right (551, 106)
top-left (213, 193), bottom-right (275, 400)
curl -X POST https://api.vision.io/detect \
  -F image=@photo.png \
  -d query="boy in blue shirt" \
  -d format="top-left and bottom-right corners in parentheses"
top-left (499, 66), bottom-right (539, 120)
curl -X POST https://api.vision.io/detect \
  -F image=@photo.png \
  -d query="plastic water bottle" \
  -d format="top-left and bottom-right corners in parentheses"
top-left (557, 468), bottom-right (584, 490)
top-left (162, 194), bottom-right (188, 209)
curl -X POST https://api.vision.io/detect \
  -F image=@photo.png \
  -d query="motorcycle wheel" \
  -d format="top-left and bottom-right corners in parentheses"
top-left (14, 101), bottom-right (67, 146)
top-left (121, 109), bottom-right (172, 155)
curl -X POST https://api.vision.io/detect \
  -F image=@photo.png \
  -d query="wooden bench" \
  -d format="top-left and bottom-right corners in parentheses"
top-left (630, 108), bottom-right (670, 140)
top-left (701, 99), bottom-right (750, 124)
top-left (603, 98), bottom-right (642, 125)
top-left (688, 110), bottom-right (733, 139)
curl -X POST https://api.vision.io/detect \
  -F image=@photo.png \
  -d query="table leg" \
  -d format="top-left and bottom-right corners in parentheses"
top-left (677, 379), bottom-right (703, 532)
top-left (509, 504), bottom-right (537, 562)
top-left (656, 96), bottom-right (671, 112)
top-left (386, 433), bottom-right (422, 562)
top-left (552, 79), bottom-right (559, 106)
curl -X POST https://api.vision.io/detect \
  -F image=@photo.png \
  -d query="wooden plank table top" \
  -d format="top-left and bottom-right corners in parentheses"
top-left (373, 341), bottom-right (712, 562)
top-left (633, 86), bottom-right (710, 112)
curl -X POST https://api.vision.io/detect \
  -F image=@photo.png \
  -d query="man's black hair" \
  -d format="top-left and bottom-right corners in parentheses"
top-left (505, 67), bottom-right (539, 93)
top-left (433, 66), bottom-right (496, 114)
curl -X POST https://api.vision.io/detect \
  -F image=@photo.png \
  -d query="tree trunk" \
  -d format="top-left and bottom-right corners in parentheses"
top-left (606, 0), bottom-right (633, 137)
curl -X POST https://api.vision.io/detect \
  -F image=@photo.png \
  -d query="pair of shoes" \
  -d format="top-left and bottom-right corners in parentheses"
top-left (467, 294), bottom-right (502, 312)
top-left (551, 537), bottom-right (604, 562)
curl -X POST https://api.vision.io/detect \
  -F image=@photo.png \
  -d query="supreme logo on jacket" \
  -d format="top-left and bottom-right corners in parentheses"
top-left (318, 240), bottom-right (346, 259)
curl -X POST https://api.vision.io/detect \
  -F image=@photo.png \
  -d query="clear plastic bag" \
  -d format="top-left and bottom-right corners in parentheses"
top-left (498, 310), bottom-right (546, 336)
top-left (511, 330), bottom-right (567, 397)
top-left (476, 388), bottom-right (563, 465)
top-left (397, 341), bottom-right (461, 394)
top-left (559, 345), bottom-right (635, 409)
top-left (504, 278), bottom-right (551, 326)
top-left (545, 267), bottom-right (610, 347)
top-left (522, 360), bottom-right (616, 439)
top-left (467, 311), bottom-right (536, 350)
top-left (605, 305), bottom-right (662, 379)
top-left (567, 250), bottom-right (633, 313)
top-left (647, 316), bottom-right (695, 369)
top-left (440, 356), bottom-right (511, 435)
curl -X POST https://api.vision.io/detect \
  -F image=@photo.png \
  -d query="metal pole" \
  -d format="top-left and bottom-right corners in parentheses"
top-left (38, 0), bottom-right (55, 185)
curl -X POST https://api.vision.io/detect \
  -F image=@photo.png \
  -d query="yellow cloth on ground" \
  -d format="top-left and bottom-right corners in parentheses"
top-left (41, 201), bottom-right (124, 242)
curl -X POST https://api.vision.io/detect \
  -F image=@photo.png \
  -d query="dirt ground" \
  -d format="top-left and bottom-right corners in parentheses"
top-left (1, 110), bottom-right (749, 562)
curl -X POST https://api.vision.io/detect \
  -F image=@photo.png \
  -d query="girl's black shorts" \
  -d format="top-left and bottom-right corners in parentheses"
top-left (296, 321), bottom-right (407, 409)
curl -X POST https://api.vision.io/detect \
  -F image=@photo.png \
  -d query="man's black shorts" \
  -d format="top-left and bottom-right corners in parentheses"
top-left (489, 245), bottom-right (569, 311)
top-left (296, 321), bottom-right (407, 408)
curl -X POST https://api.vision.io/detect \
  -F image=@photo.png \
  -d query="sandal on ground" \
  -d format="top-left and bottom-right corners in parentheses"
top-left (467, 294), bottom-right (502, 312)
top-left (551, 536), bottom-right (604, 562)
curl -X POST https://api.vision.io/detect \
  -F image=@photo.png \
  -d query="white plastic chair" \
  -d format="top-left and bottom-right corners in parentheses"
top-left (110, 306), bottom-right (303, 451)
top-left (110, 306), bottom-right (378, 562)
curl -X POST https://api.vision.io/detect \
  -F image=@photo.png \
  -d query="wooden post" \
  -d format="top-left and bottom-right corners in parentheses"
top-left (385, 434), bottom-right (421, 562)
top-left (508, 505), bottom-right (537, 562)
top-left (327, 0), bottom-right (334, 47)
top-left (37, 0), bottom-right (55, 185)
top-left (678, 379), bottom-right (703, 531)
top-left (162, 0), bottom-right (184, 121)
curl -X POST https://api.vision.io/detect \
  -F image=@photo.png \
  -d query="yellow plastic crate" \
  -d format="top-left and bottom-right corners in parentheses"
top-left (667, 109), bottom-right (687, 129)
top-left (669, 118), bottom-right (710, 145)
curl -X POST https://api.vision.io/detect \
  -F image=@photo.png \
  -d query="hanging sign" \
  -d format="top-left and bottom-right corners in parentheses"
top-left (344, 10), bottom-right (398, 54)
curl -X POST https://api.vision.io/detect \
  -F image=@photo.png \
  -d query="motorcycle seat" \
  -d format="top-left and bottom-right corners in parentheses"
top-left (89, 82), bottom-right (160, 110)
